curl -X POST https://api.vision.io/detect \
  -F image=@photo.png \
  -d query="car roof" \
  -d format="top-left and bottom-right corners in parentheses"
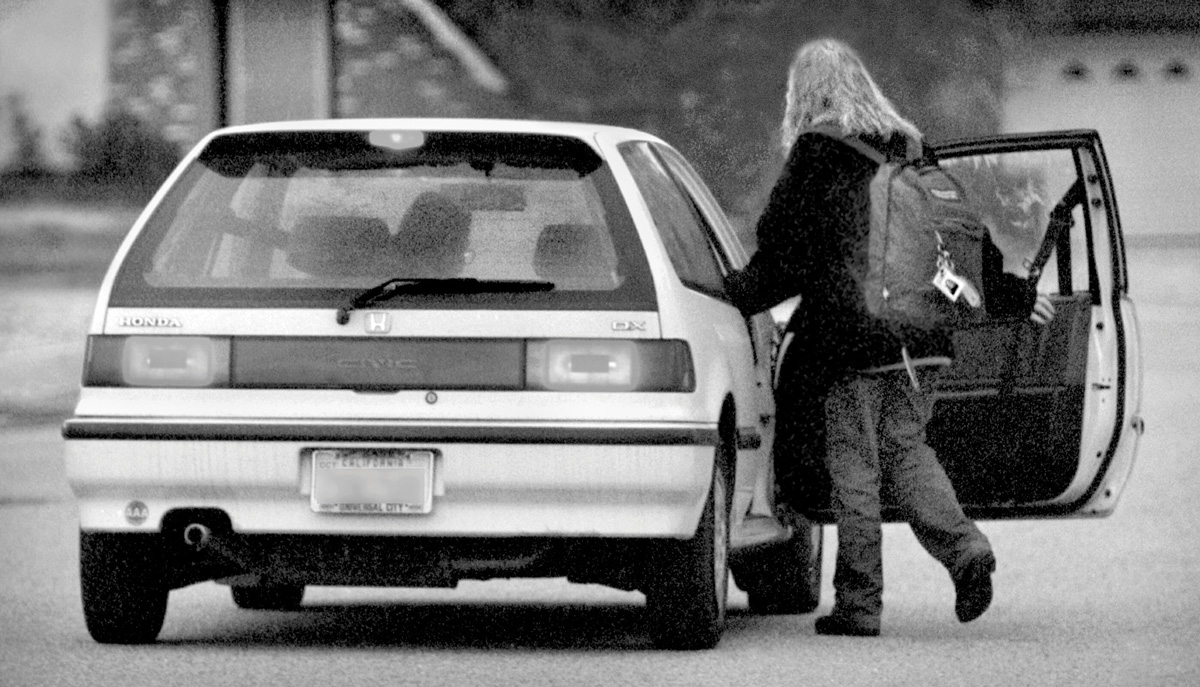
top-left (203, 118), bottom-right (667, 147)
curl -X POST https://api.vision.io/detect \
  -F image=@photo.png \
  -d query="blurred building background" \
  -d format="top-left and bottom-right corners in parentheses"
top-left (998, 0), bottom-right (1200, 241)
top-left (0, 0), bottom-right (1196, 237)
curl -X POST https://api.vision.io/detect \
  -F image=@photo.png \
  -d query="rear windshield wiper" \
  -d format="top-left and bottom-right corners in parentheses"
top-left (336, 278), bottom-right (554, 324)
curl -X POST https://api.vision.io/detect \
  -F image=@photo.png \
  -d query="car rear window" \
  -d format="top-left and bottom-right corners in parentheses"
top-left (109, 130), bottom-right (655, 310)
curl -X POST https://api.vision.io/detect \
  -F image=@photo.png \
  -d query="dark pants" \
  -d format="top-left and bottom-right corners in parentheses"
top-left (823, 369), bottom-right (991, 623)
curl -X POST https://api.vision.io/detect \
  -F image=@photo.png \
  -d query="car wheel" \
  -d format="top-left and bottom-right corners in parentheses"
top-left (730, 510), bottom-right (823, 614)
top-left (79, 531), bottom-right (169, 644)
top-left (231, 580), bottom-right (305, 610)
top-left (645, 457), bottom-right (729, 650)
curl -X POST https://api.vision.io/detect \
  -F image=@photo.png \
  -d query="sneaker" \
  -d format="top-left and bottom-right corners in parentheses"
top-left (954, 551), bottom-right (996, 623)
top-left (814, 612), bottom-right (880, 637)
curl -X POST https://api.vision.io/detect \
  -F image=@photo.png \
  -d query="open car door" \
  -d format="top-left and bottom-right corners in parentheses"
top-left (909, 130), bottom-right (1144, 521)
top-left (797, 130), bottom-right (1144, 523)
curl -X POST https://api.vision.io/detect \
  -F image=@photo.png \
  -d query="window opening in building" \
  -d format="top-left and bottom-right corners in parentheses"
top-left (1163, 60), bottom-right (1191, 81)
top-left (1112, 61), bottom-right (1140, 81)
top-left (1062, 61), bottom-right (1090, 81)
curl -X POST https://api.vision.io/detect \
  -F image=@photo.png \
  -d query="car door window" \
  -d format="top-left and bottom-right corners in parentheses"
top-left (618, 142), bottom-right (727, 297)
top-left (648, 143), bottom-right (749, 267)
top-left (940, 149), bottom-right (1095, 300)
top-left (647, 142), bottom-right (779, 368)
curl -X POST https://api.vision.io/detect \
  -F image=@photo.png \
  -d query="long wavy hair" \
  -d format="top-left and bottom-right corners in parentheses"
top-left (779, 38), bottom-right (922, 152)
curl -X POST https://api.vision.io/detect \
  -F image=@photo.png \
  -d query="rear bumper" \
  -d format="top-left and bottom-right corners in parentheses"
top-left (63, 418), bottom-right (718, 538)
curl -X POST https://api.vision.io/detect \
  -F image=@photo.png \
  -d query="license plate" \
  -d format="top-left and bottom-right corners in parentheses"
top-left (311, 449), bottom-right (435, 514)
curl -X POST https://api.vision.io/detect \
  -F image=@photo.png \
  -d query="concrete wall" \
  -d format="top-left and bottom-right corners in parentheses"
top-left (1003, 34), bottom-right (1199, 238)
top-left (226, 0), bottom-right (331, 124)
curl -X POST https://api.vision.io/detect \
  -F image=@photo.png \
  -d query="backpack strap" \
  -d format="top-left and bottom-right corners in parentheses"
top-left (803, 127), bottom-right (927, 166)
top-left (835, 134), bottom-right (888, 165)
top-left (802, 127), bottom-right (886, 165)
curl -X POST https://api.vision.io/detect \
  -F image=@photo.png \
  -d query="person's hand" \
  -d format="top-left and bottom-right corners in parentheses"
top-left (1030, 293), bottom-right (1056, 325)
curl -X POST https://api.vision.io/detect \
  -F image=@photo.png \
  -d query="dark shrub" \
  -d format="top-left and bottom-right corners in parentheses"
top-left (63, 108), bottom-right (182, 203)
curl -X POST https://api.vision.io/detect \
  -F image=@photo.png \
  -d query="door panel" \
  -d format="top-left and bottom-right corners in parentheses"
top-left (929, 293), bottom-right (1091, 514)
top-left (638, 141), bottom-right (780, 519)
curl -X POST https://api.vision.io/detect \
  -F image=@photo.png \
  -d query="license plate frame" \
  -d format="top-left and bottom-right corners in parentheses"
top-left (310, 448), bottom-right (435, 514)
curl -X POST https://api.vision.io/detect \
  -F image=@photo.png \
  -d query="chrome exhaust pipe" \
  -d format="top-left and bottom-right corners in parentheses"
top-left (183, 523), bottom-right (212, 548)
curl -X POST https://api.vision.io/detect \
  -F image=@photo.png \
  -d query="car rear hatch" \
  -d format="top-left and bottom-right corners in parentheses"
top-left (82, 126), bottom-right (696, 410)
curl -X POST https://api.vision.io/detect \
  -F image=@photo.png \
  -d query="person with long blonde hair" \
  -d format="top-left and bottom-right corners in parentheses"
top-left (777, 38), bottom-right (922, 154)
top-left (725, 38), bottom-right (1051, 636)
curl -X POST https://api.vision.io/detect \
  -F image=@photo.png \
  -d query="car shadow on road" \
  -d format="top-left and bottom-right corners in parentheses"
top-left (158, 599), bottom-right (657, 650)
top-left (152, 596), bottom-right (775, 650)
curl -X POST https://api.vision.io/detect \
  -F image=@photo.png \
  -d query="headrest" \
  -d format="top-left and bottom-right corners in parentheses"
top-left (385, 192), bottom-right (472, 277)
top-left (287, 215), bottom-right (389, 276)
top-left (533, 223), bottom-right (609, 286)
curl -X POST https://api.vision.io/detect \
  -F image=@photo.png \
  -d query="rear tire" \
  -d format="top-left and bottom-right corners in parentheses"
top-left (645, 457), bottom-right (729, 650)
top-left (80, 532), bottom-right (169, 644)
top-left (231, 580), bottom-right (305, 610)
top-left (731, 510), bottom-right (823, 614)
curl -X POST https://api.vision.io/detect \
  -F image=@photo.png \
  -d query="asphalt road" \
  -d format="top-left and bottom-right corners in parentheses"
top-left (1, 242), bottom-right (1197, 686)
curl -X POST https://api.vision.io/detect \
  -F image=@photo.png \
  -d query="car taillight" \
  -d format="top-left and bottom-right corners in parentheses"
top-left (526, 339), bottom-right (694, 392)
top-left (82, 336), bottom-right (691, 392)
top-left (85, 336), bottom-right (231, 388)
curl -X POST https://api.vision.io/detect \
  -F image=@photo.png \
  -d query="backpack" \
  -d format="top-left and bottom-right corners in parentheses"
top-left (815, 130), bottom-right (990, 334)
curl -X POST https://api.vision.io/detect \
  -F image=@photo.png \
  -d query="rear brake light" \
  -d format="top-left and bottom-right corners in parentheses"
top-left (526, 339), bottom-right (693, 392)
top-left (85, 336), bottom-right (231, 388)
top-left (82, 336), bottom-right (691, 392)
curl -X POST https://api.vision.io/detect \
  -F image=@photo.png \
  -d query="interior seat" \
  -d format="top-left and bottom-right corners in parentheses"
top-left (532, 223), bottom-right (613, 290)
top-left (287, 215), bottom-right (389, 277)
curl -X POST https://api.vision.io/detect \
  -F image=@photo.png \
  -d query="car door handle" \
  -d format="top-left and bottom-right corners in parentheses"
top-left (737, 428), bottom-right (763, 450)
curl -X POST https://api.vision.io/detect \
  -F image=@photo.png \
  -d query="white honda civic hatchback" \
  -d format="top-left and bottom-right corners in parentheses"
top-left (64, 119), bottom-right (1141, 649)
